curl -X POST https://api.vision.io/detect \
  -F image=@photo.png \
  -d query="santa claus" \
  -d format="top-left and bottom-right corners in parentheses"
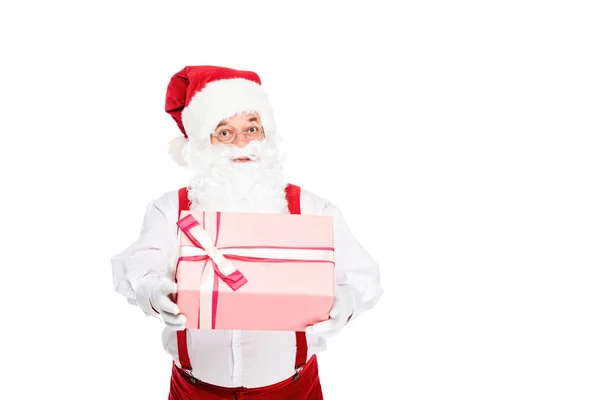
top-left (111, 65), bottom-right (383, 399)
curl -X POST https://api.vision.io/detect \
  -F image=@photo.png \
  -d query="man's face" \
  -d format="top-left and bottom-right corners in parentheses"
top-left (187, 110), bottom-right (286, 213)
top-left (210, 112), bottom-right (264, 163)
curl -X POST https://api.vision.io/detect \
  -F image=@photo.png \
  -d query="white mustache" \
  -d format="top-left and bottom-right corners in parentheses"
top-left (224, 142), bottom-right (262, 160)
top-left (187, 137), bottom-right (282, 170)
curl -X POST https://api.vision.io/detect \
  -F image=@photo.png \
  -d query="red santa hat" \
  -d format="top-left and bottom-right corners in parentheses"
top-left (165, 66), bottom-right (276, 166)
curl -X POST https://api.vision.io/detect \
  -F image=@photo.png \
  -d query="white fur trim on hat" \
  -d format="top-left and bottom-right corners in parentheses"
top-left (181, 78), bottom-right (276, 145)
top-left (169, 136), bottom-right (188, 167)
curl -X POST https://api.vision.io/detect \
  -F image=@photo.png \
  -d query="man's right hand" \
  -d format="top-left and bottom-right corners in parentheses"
top-left (150, 278), bottom-right (187, 331)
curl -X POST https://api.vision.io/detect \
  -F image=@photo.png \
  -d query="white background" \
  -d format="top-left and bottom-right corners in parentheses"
top-left (1, 1), bottom-right (599, 399)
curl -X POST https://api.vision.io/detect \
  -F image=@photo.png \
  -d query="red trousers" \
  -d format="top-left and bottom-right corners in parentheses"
top-left (168, 355), bottom-right (323, 400)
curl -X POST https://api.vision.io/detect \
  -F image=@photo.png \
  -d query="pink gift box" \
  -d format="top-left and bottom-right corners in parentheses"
top-left (174, 210), bottom-right (335, 331)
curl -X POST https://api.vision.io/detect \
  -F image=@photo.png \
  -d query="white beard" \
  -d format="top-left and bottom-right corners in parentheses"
top-left (185, 137), bottom-right (289, 214)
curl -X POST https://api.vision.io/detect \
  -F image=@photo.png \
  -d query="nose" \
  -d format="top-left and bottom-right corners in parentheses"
top-left (232, 133), bottom-right (251, 148)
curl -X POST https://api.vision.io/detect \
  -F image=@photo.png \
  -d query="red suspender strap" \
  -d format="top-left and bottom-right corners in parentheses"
top-left (175, 185), bottom-right (308, 372)
top-left (176, 187), bottom-right (193, 371)
top-left (178, 186), bottom-right (190, 213)
top-left (285, 184), bottom-right (309, 370)
top-left (285, 183), bottom-right (301, 215)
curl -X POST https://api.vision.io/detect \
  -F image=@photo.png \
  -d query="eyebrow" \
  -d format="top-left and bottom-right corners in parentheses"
top-left (215, 116), bottom-right (260, 129)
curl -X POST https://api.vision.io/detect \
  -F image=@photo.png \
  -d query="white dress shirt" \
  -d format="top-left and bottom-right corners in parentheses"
top-left (111, 187), bottom-right (383, 388)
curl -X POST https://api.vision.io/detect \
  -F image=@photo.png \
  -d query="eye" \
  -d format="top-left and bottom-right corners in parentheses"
top-left (248, 127), bottom-right (257, 133)
top-left (218, 130), bottom-right (231, 137)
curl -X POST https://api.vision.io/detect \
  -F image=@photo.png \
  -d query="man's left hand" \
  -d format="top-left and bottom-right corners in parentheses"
top-left (306, 285), bottom-right (354, 338)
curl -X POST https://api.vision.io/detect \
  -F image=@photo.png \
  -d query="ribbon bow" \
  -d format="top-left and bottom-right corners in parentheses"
top-left (177, 213), bottom-right (248, 291)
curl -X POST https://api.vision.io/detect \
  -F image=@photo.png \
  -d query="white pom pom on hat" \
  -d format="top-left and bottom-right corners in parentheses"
top-left (168, 136), bottom-right (188, 167)
top-left (164, 66), bottom-right (277, 166)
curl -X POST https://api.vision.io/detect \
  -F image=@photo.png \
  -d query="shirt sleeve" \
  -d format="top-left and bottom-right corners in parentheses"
top-left (111, 191), bottom-right (179, 317)
top-left (321, 200), bottom-right (384, 322)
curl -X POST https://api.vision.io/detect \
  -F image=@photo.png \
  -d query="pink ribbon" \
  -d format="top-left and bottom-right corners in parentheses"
top-left (177, 213), bottom-right (248, 291)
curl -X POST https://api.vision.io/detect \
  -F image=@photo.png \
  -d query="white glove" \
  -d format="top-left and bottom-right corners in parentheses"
top-left (306, 285), bottom-right (355, 338)
top-left (149, 277), bottom-right (187, 331)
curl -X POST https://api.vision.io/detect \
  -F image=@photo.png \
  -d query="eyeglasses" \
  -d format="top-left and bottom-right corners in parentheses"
top-left (211, 125), bottom-right (265, 144)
